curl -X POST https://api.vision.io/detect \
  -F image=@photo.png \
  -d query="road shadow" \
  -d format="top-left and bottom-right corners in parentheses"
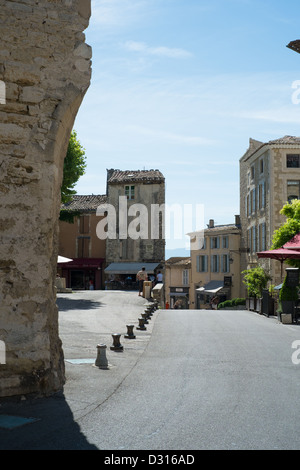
top-left (0, 392), bottom-right (98, 450)
top-left (56, 296), bottom-right (102, 311)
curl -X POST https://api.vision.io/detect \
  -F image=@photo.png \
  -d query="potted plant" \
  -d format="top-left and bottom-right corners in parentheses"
top-left (279, 274), bottom-right (299, 323)
top-left (242, 267), bottom-right (271, 313)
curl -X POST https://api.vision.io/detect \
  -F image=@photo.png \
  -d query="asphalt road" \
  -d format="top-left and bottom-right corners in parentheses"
top-left (1, 291), bottom-right (300, 451)
top-left (75, 305), bottom-right (300, 450)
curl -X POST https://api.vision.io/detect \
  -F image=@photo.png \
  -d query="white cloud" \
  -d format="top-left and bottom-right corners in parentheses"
top-left (91, 0), bottom-right (148, 27)
top-left (124, 125), bottom-right (213, 146)
top-left (237, 107), bottom-right (300, 124)
top-left (124, 41), bottom-right (193, 59)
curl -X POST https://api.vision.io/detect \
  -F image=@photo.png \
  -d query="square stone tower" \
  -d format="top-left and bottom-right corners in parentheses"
top-left (105, 169), bottom-right (165, 271)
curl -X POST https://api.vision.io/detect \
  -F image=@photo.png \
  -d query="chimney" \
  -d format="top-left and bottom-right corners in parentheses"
top-left (208, 219), bottom-right (214, 228)
top-left (106, 168), bottom-right (115, 195)
top-left (235, 215), bottom-right (241, 227)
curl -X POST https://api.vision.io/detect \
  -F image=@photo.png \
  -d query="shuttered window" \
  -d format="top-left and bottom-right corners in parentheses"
top-left (77, 237), bottom-right (90, 258)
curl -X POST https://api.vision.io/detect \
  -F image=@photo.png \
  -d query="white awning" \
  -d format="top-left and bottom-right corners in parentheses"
top-left (58, 256), bottom-right (73, 263)
top-left (105, 262), bottom-right (159, 275)
top-left (196, 280), bottom-right (224, 294)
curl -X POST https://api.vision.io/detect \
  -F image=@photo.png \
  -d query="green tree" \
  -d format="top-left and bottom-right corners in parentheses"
top-left (271, 199), bottom-right (300, 268)
top-left (61, 130), bottom-right (87, 204)
top-left (242, 266), bottom-right (271, 298)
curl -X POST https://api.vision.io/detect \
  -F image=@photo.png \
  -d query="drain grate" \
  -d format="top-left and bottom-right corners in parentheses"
top-left (0, 415), bottom-right (40, 430)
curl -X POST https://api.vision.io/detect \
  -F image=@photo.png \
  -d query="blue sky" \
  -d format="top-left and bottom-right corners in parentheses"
top-left (73, 0), bottom-right (300, 253)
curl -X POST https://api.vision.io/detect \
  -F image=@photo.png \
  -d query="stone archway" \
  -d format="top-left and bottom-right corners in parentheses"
top-left (0, 0), bottom-right (92, 397)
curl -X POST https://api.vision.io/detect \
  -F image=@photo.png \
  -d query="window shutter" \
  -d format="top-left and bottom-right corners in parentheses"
top-left (253, 226), bottom-right (256, 253)
top-left (262, 223), bottom-right (266, 251)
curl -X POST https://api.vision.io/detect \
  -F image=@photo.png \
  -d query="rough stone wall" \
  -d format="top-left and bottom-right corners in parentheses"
top-left (0, 0), bottom-right (91, 397)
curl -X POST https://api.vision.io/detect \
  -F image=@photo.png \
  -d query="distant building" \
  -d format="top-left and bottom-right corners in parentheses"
top-left (104, 169), bottom-right (165, 283)
top-left (165, 257), bottom-right (191, 309)
top-left (58, 195), bottom-right (107, 290)
top-left (287, 40), bottom-right (300, 54)
top-left (239, 136), bottom-right (300, 289)
top-left (189, 217), bottom-right (241, 309)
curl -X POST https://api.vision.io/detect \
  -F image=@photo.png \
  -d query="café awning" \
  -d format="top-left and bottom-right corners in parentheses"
top-left (105, 262), bottom-right (159, 275)
top-left (283, 233), bottom-right (300, 250)
top-left (196, 280), bottom-right (224, 294)
top-left (58, 255), bottom-right (73, 263)
top-left (58, 258), bottom-right (104, 268)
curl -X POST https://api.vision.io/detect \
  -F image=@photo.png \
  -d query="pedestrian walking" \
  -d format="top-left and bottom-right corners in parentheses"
top-left (136, 266), bottom-right (148, 296)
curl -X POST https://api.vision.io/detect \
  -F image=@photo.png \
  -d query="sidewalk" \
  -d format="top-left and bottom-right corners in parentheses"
top-left (0, 290), bottom-right (160, 449)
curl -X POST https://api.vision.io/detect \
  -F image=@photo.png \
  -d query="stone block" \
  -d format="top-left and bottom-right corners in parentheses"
top-left (281, 313), bottom-right (292, 324)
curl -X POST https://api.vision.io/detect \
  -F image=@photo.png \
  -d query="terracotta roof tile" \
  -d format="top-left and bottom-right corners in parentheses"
top-left (107, 169), bottom-right (165, 184)
top-left (268, 135), bottom-right (300, 145)
top-left (165, 257), bottom-right (191, 266)
top-left (287, 40), bottom-right (300, 54)
top-left (61, 195), bottom-right (107, 212)
top-left (241, 135), bottom-right (300, 162)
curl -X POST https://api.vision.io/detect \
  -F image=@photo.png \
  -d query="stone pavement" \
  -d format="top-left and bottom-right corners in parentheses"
top-left (0, 290), bottom-right (160, 449)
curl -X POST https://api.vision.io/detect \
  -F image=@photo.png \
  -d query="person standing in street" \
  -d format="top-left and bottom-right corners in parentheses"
top-left (156, 271), bottom-right (163, 283)
top-left (136, 266), bottom-right (148, 296)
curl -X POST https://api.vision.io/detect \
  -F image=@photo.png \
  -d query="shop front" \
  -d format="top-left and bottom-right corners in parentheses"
top-left (196, 280), bottom-right (229, 309)
top-left (104, 262), bottom-right (160, 290)
top-left (169, 287), bottom-right (189, 309)
top-left (58, 258), bottom-right (105, 290)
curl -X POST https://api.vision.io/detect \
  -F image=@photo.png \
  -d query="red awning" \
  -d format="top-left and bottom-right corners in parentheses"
top-left (257, 248), bottom-right (300, 261)
top-left (58, 258), bottom-right (104, 269)
top-left (283, 233), bottom-right (300, 250)
top-left (257, 248), bottom-right (300, 279)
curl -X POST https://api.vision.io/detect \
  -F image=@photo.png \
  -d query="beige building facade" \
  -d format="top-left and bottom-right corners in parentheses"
top-left (165, 257), bottom-right (191, 309)
top-left (58, 195), bottom-right (107, 290)
top-left (189, 218), bottom-right (241, 309)
top-left (239, 136), bottom-right (300, 290)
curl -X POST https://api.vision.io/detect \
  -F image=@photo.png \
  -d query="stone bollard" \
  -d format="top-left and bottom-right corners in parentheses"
top-left (146, 307), bottom-right (153, 317)
top-left (125, 324), bottom-right (136, 339)
top-left (95, 344), bottom-right (109, 369)
top-left (141, 312), bottom-right (149, 324)
top-left (145, 309), bottom-right (152, 320)
top-left (137, 317), bottom-right (147, 330)
top-left (110, 334), bottom-right (124, 351)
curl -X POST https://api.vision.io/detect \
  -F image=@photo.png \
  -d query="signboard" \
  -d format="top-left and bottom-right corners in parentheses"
top-left (224, 276), bottom-right (232, 287)
top-left (286, 268), bottom-right (299, 287)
